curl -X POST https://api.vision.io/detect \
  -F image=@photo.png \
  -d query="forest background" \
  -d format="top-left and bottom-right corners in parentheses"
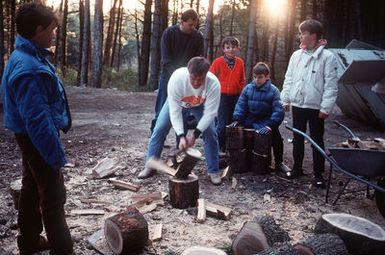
top-left (0, 0), bottom-right (384, 92)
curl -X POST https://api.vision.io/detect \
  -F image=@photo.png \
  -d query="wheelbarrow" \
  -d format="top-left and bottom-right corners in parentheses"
top-left (285, 124), bottom-right (385, 218)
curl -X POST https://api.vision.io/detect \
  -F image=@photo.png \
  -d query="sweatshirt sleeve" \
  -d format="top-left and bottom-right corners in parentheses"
top-left (281, 52), bottom-right (296, 105)
top-left (320, 54), bottom-right (338, 114)
top-left (265, 87), bottom-right (284, 128)
top-left (14, 75), bottom-right (67, 170)
top-left (196, 78), bottom-right (220, 133)
top-left (239, 59), bottom-right (246, 91)
top-left (167, 72), bottom-right (185, 136)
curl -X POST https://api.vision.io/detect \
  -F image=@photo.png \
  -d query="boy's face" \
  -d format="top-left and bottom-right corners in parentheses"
top-left (189, 73), bottom-right (206, 89)
top-left (31, 21), bottom-right (57, 49)
top-left (222, 43), bottom-right (239, 59)
top-left (253, 74), bottom-right (269, 87)
top-left (180, 18), bottom-right (197, 34)
top-left (298, 29), bottom-right (317, 47)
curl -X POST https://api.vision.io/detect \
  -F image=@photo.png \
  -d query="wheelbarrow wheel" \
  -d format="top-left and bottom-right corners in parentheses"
top-left (375, 178), bottom-right (385, 218)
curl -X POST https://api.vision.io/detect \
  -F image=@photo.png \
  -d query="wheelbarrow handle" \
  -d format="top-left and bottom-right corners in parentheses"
top-left (334, 120), bottom-right (357, 139)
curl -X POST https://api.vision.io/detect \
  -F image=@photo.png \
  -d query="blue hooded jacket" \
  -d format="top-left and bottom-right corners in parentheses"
top-left (233, 79), bottom-right (284, 130)
top-left (1, 36), bottom-right (71, 170)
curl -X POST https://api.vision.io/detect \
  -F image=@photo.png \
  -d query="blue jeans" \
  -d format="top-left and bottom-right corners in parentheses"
top-left (151, 73), bottom-right (170, 132)
top-left (217, 94), bottom-right (239, 152)
top-left (146, 100), bottom-right (219, 173)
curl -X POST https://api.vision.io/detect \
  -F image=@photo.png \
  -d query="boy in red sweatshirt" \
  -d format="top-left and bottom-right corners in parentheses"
top-left (210, 36), bottom-right (246, 152)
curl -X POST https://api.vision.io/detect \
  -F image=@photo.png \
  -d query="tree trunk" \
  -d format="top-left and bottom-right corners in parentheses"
top-left (110, 0), bottom-right (123, 67)
top-left (60, 0), bottom-right (68, 74)
top-left (77, 0), bottom-right (84, 85)
top-left (9, 0), bottom-right (15, 53)
top-left (203, 0), bottom-right (215, 62)
top-left (138, 0), bottom-right (152, 87)
top-left (92, 0), bottom-right (104, 88)
top-left (80, 0), bottom-right (90, 87)
top-left (229, 0), bottom-right (236, 36)
top-left (286, 0), bottom-right (297, 65)
top-left (133, 9), bottom-right (141, 82)
top-left (149, 0), bottom-right (162, 91)
top-left (116, 2), bottom-right (124, 70)
top-left (0, 0), bottom-right (4, 81)
top-left (270, 18), bottom-right (279, 81)
top-left (103, 0), bottom-right (118, 66)
top-left (54, 0), bottom-right (63, 65)
top-left (245, 0), bottom-right (257, 83)
top-left (172, 0), bottom-right (178, 26)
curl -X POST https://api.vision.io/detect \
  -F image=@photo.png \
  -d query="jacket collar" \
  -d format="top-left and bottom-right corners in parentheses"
top-left (16, 36), bottom-right (54, 60)
top-left (252, 79), bottom-right (271, 91)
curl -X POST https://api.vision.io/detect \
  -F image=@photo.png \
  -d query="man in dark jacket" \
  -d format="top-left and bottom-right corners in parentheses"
top-left (1, 3), bottom-right (73, 254)
top-left (150, 9), bottom-right (204, 132)
top-left (232, 62), bottom-right (290, 173)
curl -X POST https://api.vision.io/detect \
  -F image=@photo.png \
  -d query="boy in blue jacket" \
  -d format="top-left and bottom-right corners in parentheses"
top-left (232, 62), bottom-right (290, 173)
top-left (1, 3), bottom-right (73, 254)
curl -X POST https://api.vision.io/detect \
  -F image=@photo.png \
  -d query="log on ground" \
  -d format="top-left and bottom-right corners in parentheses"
top-left (169, 174), bottom-right (199, 209)
top-left (294, 233), bottom-right (349, 255)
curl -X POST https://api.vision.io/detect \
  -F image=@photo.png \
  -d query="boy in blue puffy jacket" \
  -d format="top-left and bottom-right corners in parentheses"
top-left (1, 3), bottom-right (73, 254)
top-left (232, 62), bottom-right (290, 173)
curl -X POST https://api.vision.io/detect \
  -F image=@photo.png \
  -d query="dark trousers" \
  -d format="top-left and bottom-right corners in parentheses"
top-left (271, 126), bottom-right (283, 165)
top-left (217, 94), bottom-right (239, 152)
top-left (292, 106), bottom-right (325, 176)
top-left (15, 134), bottom-right (73, 255)
top-left (151, 73), bottom-right (170, 133)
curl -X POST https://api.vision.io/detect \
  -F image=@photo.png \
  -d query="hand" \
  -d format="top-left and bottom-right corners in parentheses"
top-left (178, 137), bottom-right (188, 151)
top-left (228, 121), bottom-right (239, 128)
top-left (186, 133), bottom-right (196, 148)
top-left (257, 126), bottom-right (271, 134)
top-left (318, 111), bottom-right (328, 119)
top-left (283, 105), bottom-right (290, 112)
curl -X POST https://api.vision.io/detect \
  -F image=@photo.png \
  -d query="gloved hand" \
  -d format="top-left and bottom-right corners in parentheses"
top-left (228, 121), bottom-right (239, 128)
top-left (256, 126), bottom-right (271, 134)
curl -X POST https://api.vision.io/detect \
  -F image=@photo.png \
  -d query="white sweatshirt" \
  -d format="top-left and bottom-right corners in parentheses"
top-left (167, 67), bottom-right (220, 136)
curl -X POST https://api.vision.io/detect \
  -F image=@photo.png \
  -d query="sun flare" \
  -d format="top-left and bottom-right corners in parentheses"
top-left (264, 0), bottom-right (287, 18)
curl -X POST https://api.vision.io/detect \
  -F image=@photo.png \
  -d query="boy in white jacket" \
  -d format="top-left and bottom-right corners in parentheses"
top-left (281, 19), bottom-right (338, 188)
top-left (139, 57), bottom-right (222, 185)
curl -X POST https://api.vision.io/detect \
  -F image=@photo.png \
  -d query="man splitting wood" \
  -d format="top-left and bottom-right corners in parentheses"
top-left (138, 57), bottom-right (222, 185)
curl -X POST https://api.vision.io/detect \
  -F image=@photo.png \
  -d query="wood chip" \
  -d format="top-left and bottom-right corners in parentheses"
top-left (205, 201), bottom-right (232, 220)
top-left (108, 178), bottom-right (140, 192)
top-left (150, 224), bottom-right (163, 241)
top-left (196, 198), bottom-right (206, 223)
top-left (71, 209), bottom-right (105, 215)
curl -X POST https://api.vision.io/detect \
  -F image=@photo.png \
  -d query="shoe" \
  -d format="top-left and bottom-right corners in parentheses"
top-left (209, 172), bottom-right (222, 185)
top-left (18, 235), bottom-right (51, 254)
top-left (276, 163), bottom-right (291, 174)
top-left (283, 168), bottom-right (304, 179)
top-left (314, 176), bottom-right (326, 189)
top-left (138, 167), bottom-right (154, 179)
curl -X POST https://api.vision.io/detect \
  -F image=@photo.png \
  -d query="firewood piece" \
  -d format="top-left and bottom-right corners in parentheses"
top-left (174, 148), bottom-right (202, 178)
top-left (169, 174), bottom-right (199, 209)
top-left (182, 246), bottom-right (227, 255)
top-left (71, 209), bottom-right (105, 215)
top-left (196, 198), bottom-right (206, 223)
top-left (150, 224), bottom-right (162, 241)
top-left (131, 192), bottom-right (166, 204)
top-left (87, 228), bottom-right (113, 255)
top-left (253, 215), bottom-right (290, 246)
top-left (314, 213), bottom-right (385, 255)
top-left (205, 201), bottom-right (232, 220)
top-left (104, 207), bottom-right (148, 254)
top-left (146, 157), bottom-right (177, 176)
top-left (108, 178), bottom-right (140, 192)
top-left (226, 126), bottom-right (244, 149)
top-left (79, 198), bottom-right (111, 205)
top-left (255, 242), bottom-right (299, 255)
top-left (294, 233), bottom-right (349, 255)
top-left (232, 221), bottom-right (270, 255)
top-left (137, 203), bottom-right (158, 214)
top-left (92, 157), bottom-right (122, 179)
top-left (221, 166), bottom-right (231, 179)
top-left (9, 178), bottom-right (22, 210)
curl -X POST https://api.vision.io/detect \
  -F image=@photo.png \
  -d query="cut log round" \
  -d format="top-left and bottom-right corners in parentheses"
top-left (181, 246), bottom-right (227, 255)
top-left (294, 233), bottom-right (349, 255)
top-left (104, 206), bottom-right (148, 254)
top-left (255, 242), bottom-right (299, 255)
top-left (169, 174), bottom-right (199, 209)
top-left (314, 213), bottom-right (385, 255)
top-left (243, 128), bottom-right (255, 170)
top-left (226, 126), bottom-right (244, 149)
top-left (253, 132), bottom-right (272, 156)
top-left (9, 179), bottom-right (22, 210)
top-left (251, 151), bottom-right (270, 175)
top-left (252, 215), bottom-right (290, 246)
top-left (228, 149), bottom-right (247, 173)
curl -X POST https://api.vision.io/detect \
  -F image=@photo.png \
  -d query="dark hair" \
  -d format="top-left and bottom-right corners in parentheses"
top-left (16, 2), bottom-right (58, 39)
top-left (299, 19), bottom-right (323, 40)
top-left (221, 36), bottom-right (240, 48)
top-left (253, 62), bottom-right (270, 76)
top-left (187, 57), bottom-right (210, 76)
top-left (181, 9), bottom-right (199, 22)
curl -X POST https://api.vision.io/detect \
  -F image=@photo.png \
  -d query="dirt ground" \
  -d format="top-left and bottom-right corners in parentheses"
top-left (1, 85), bottom-right (385, 255)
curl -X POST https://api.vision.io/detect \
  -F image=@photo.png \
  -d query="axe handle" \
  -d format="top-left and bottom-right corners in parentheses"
top-left (146, 157), bottom-right (176, 177)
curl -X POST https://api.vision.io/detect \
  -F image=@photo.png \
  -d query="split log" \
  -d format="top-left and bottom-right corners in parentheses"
top-left (104, 207), bottom-right (148, 254)
top-left (108, 178), bottom-right (140, 192)
top-left (9, 178), bottom-right (22, 210)
top-left (71, 209), bottom-right (105, 215)
top-left (150, 224), bottom-right (162, 241)
top-left (294, 233), bottom-right (349, 255)
top-left (196, 198), bottom-right (206, 223)
top-left (205, 201), bottom-right (232, 220)
top-left (226, 126), bottom-right (244, 149)
top-left (92, 157), bottom-right (123, 179)
top-left (232, 215), bottom-right (289, 255)
top-left (182, 246), bottom-right (227, 255)
top-left (174, 148), bottom-right (202, 178)
top-left (87, 228), bottom-right (114, 255)
top-left (255, 242), bottom-right (299, 255)
top-left (169, 174), bottom-right (199, 209)
top-left (146, 157), bottom-right (177, 176)
top-left (314, 213), bottom-right (385, 255)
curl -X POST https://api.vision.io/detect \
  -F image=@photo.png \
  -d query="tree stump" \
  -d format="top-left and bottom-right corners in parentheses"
top-left (169, 174), bottom-right (199, 209)
top-left (251, 151), bottom-right (270, 175)
top-left (314, 213), bottom-right (385, 255)
top-left (251, 132), bottom-right (272, 174)
top-left (226, 126), bottom-right (244, 149)
top-left (9, 179), bottom-right (22, 210)
top-left (228, 149), bottom-right (247, 173)
top-left (232, 215), bottom-right (290, 255)
top-left (294, 233), bottom-right (349, 255)
top-left (255, 242), bottom-right (299, 255)
top-left (243, 128), bottom-right (255, 170)
top-left (104, 206), bottom-right (148, 254)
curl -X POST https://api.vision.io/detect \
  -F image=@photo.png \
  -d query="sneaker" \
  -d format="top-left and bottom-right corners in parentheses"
top-left (276, 163), bottom-right (291, 174)
top-left (138, 167), bottom-right (154, 179)
top-left (18, 235), bottom-right (51, 255)
top-left (209, 172), bottom-right (222, 185)
top-left (283, 168), bottom-right (304, 179)
top-left (314, 176), bottom-right (326, 189)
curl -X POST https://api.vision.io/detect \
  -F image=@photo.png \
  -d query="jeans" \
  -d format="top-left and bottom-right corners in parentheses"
top-left (151, 73), bottom-right (170, 133)
top-left (146, 100), bottom-right (219, 173)
top-left (292, 106), bottom-right (325, 176)
top-left (217, 94), bottom-right (239, 152)
top-left (15, 134), bottom-right (73, 255)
